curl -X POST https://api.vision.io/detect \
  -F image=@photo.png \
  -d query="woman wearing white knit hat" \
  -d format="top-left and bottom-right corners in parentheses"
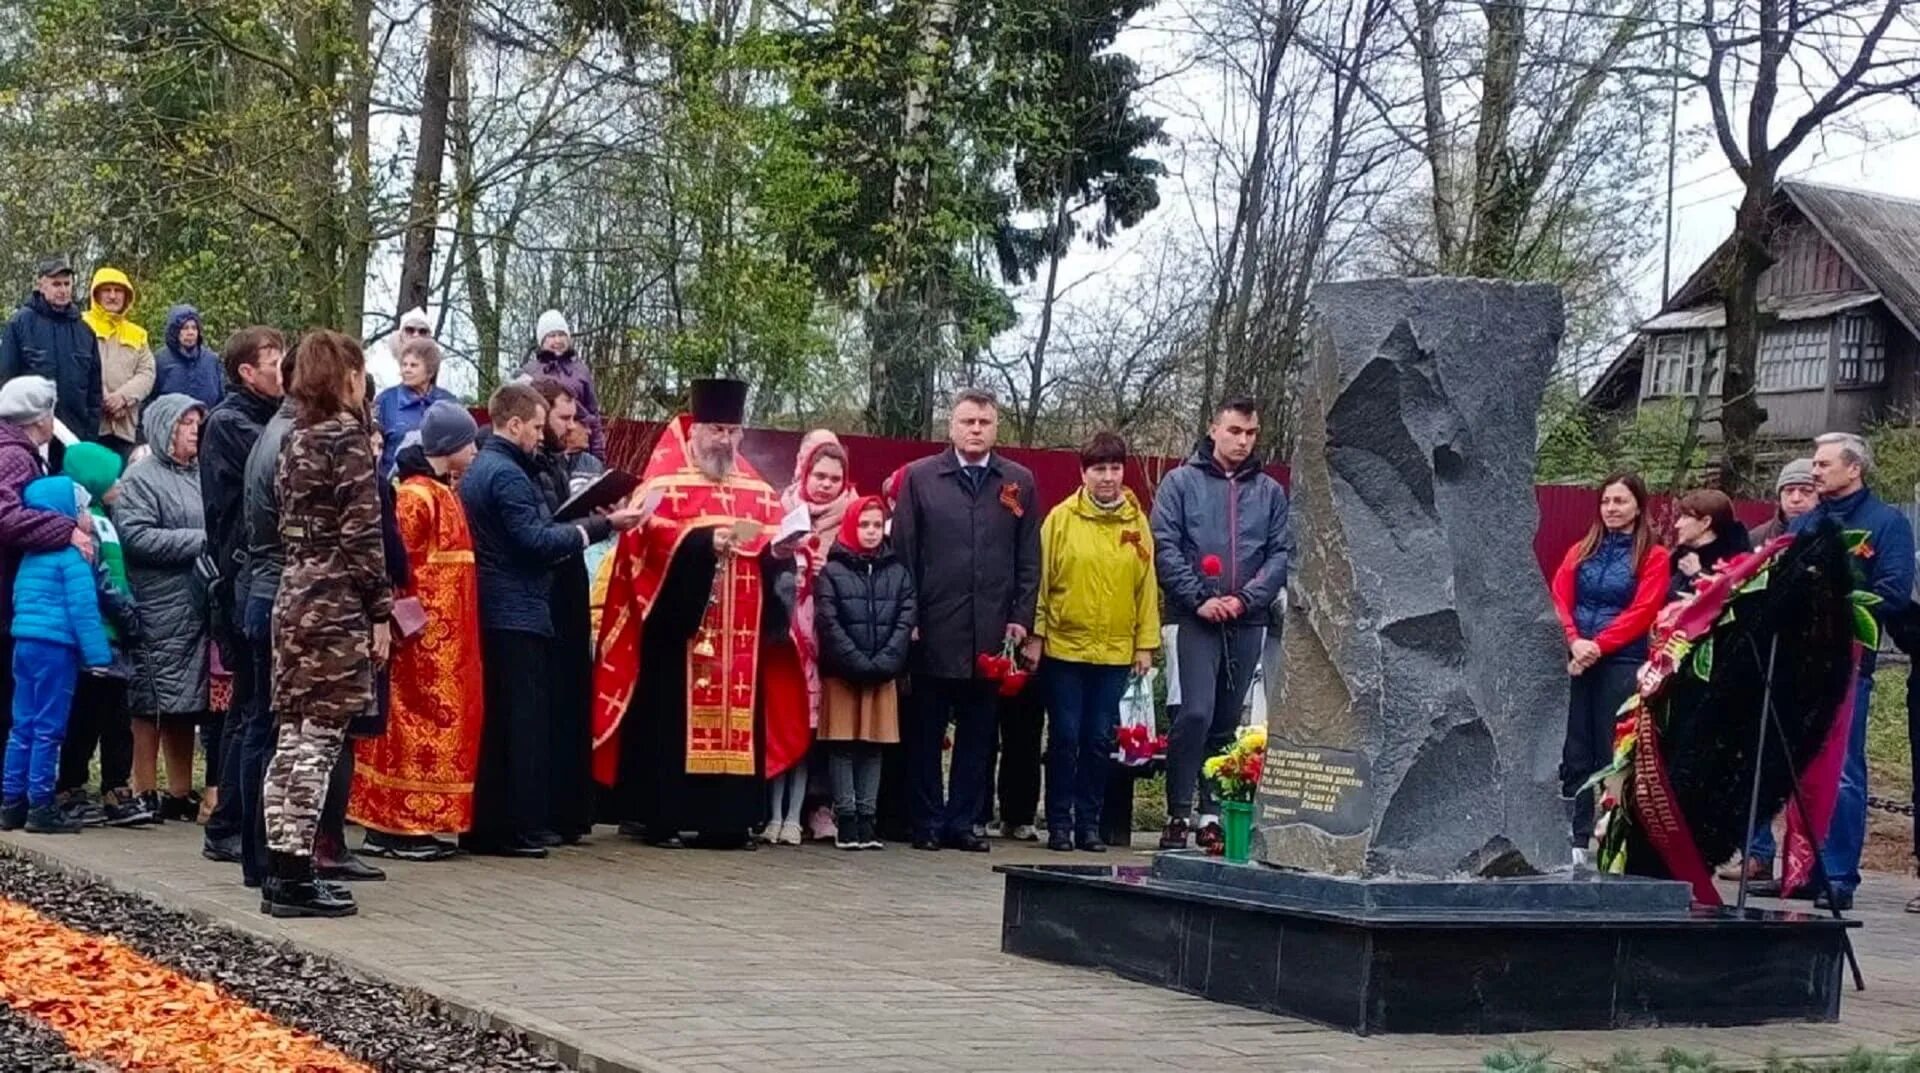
top-left (519, 310), bottom-right (606, 461)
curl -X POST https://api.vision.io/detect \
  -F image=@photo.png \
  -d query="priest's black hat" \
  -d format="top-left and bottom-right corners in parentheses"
top-left (689, 378), bottom-right (749, 424)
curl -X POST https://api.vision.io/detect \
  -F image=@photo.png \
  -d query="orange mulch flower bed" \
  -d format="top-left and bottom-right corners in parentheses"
top-left (0, 899), bottom-right (371, 1072)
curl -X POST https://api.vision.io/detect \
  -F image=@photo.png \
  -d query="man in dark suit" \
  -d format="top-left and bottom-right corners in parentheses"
top-left (890, 388), bottom-right (1040, 851)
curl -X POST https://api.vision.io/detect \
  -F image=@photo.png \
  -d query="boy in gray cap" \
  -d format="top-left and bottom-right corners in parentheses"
top-left (352, 399), bottom-right (483, 861)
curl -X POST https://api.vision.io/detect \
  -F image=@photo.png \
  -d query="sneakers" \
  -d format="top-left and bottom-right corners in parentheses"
top-left (101, 789), bottom-right (156, 827)
top-left (834, 813), bottom-right (860, 850)
top-left (857, 815), bottom-right (884, 850)
top-left (984, 821), bottom-right (1006, 838)
top-left (158, 791), bottom-right (201, 823)
top-left (1008, 824), bottom-right (1040, 842)
top-left (777, 821), bottom-right (804, 846)
top-left (1195, 818), bottom-right (1225, 856)
top-left (1158, 817), bottom-right (1190, 850)
top-left (25, 804), bottom-right (83, 834)
top-left (1716, 854), bottom-right (1771, 882)
top-left (58, 792), bottom-right (105, 828)
top-left (0, 799), bottom-right (25, 831)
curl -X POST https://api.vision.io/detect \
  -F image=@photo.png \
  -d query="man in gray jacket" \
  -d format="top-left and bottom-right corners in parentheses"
top-left (1150, 396), bottom-right (1290, 851)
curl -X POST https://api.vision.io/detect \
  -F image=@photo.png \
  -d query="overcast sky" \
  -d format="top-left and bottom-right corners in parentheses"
top-left (381, 9), bottom-right (1920, 400)
top-left (1001, 13), bottom-right (1920, 389)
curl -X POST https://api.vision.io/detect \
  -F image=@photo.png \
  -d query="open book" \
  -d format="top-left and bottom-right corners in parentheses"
top-left (555, 469), bottom-right (643, 522)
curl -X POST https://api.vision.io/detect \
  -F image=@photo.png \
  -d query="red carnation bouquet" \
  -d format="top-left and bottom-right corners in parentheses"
top-left (976, 637), bottom-right (1032, 696)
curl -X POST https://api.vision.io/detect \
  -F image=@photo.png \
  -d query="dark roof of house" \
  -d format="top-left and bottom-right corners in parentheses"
top-left (1584, 181), bottom-right (1920, 406)
top-left (1786, 181), bottom-right (1920, 340)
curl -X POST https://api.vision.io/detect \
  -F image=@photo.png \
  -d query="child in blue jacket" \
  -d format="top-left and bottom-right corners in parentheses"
top-left (1, 476), bottom-right (115, 834)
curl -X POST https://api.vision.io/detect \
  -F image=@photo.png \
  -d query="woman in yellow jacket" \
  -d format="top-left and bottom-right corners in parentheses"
top-left (1024, 431), bottom-right (1159, 852)
top-left (81, 267), bottom-right (155, 456)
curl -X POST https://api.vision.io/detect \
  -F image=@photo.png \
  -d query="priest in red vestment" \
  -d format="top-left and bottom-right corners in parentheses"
top-left (349, 402), bottom-right (485, 860)
top-left (591, 378), bottom-right (808, 848)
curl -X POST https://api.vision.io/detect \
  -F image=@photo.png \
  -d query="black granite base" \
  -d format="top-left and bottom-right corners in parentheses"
top-left (998, 854), bottom-right (1857, 1035)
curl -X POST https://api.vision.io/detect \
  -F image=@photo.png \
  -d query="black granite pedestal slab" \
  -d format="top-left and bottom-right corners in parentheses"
top-left (998, 854), bottom-right (1857, 1035)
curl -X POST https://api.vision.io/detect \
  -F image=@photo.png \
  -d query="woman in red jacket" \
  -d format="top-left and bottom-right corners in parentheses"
top-left (1549, 473), bottom-right (1670, 859)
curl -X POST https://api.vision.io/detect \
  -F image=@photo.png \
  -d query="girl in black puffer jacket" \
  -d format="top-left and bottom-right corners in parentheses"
top-left (813, 496), bottom-right (916, 849)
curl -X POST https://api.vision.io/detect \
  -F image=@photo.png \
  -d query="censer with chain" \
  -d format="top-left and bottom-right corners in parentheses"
top-left (690, 519), bottom-right (762, 691)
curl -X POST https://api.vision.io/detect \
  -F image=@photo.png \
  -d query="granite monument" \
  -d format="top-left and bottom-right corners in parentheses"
top-left (1254, 277), bottom-right (1571, 878)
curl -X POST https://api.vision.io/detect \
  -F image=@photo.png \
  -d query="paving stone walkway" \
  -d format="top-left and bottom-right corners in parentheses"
top-left (2, 824), bottom-right (1916, 1072)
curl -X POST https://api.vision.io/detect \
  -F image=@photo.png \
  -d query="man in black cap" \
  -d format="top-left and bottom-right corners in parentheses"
top-left (591, 377), bottom-right (807, 848)
top-left (0, 256), bottom-right (104, 449)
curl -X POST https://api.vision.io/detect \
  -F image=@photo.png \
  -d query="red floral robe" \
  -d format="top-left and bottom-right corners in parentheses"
top-left (348, 474), bottom-right (486, 835)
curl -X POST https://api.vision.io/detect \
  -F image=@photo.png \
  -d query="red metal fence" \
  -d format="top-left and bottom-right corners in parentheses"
top-left (597, 419), bottom-right (1774, 579)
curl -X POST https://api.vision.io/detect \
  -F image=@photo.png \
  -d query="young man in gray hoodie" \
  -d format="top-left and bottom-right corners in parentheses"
top-left (1150, 396), bottom-right (1290, 851)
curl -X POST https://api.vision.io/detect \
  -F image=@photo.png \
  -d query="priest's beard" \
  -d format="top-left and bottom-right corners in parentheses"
top-left (693, 443), bottom-right (735, 481)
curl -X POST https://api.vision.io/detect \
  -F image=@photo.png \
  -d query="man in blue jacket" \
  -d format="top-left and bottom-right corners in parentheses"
top-left (459, 383), bottom-right (640, 857)
top-left (1776, 432), bottom-right (1915, 910)
top-left (1149, 397), bottom-right (1290, 852)
top-left (0, 256), bottom-right (103, 447)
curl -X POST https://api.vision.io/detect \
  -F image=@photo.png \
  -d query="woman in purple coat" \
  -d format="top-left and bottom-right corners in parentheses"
top-left (519, 311), bottom-right (605, 461)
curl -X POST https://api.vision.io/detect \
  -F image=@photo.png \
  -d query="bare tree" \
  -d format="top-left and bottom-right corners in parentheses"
top-left (1690, 0), bottom-right (1920, 493)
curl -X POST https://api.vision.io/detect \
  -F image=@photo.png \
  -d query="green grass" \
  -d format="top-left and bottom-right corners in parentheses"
top-left (1483, 1045), bottom-right (1920, 1072)
top-left (1867, 663), bottom-right (1913, 801)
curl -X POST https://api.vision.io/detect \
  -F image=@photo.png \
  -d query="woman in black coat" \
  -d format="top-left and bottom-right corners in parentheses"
top-left (813, 496), bottom-right (916, 849)
top-left (1669, 488), bottom-right (1753, 599)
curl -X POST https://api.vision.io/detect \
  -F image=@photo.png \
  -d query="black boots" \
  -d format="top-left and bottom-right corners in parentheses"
top-left (262, 851), bottom-right (358, 918)
top-left (314, 830), bottom-right (387, 881)
top-left (1, 800), bottom-right (27, 831)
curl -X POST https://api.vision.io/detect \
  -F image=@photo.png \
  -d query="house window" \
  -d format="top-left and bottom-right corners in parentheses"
top-left (1644, 330), bottom-right (1721, 398)
top-left (1837, 313), bottom-right (1886, 386)
top-left (1758, 322), bottom-right (1829, 391)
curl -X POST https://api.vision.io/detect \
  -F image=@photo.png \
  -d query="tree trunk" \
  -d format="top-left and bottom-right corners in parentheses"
top-left (397, 0), bottom-right (464, 319)
top-left (864, 0), bottom-right (958, 438)
top-left (339, 0), bottom-right (374, 330)
top-left (449, 39), bottom-right (498, 396)
top-left (1462, 0), bottom-right (1522, 276)
top-left (1023, 182), bottom-right (1073, 442)
top-left (1718, 176), bottom-right (1776, 495)
top-left (1201, 3), bottom-right (1294, 428)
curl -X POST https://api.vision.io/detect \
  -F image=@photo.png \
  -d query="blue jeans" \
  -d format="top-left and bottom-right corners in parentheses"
top-left (4, 640), bottom-right (79, 807)
top-left (239, 596), bottom-right (280, 884)
top-left (1747, 670), bottom-right (1875, 892)
top-left (1910, 663), bottom-right (1920, 865)
top-left (1822, 672), bottom-right (1874, 896)
top-left (1042, 660), bottom-right (1129, 837)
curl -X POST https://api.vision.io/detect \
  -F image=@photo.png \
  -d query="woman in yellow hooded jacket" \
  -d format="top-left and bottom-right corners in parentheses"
top-left (80, 267), bottom-right (155, 455)
top-left (1024, 431), bottom-right (1159, 852)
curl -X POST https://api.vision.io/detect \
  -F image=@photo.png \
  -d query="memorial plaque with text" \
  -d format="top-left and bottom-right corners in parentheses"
top-left (1258, 741), bottom-right (1371, 838)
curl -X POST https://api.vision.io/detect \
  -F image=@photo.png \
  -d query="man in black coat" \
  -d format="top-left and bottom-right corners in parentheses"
top-left (0, 256), bottom-right (103, 448)
top-left (890, 388), bottom-right (1040, 851)
top-left (197, 327), bottom-right (285, 862)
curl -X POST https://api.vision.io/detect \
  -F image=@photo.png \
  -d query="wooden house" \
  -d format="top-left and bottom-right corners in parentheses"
top-left (1584, 181), bottom-right (1920, 448)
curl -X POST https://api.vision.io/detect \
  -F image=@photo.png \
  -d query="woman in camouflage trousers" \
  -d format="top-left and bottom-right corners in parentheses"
top-left (261, 331), bottom-right (393, 919)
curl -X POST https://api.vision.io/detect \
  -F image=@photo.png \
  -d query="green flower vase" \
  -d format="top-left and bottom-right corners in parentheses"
top-left (1221, 799), bottom-right (1253, 863)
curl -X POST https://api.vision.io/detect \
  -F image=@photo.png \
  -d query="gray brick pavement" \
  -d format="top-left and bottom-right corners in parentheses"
top-left (2, 825), bottom-right (1916, 1072)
